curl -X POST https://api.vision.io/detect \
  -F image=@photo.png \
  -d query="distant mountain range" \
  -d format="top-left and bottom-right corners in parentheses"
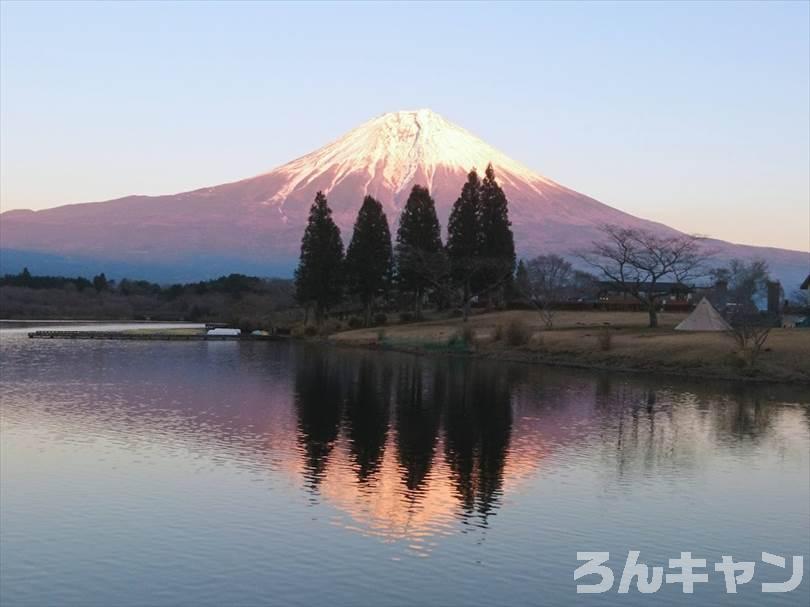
top-left (1, 109), bottom-right (807, 286)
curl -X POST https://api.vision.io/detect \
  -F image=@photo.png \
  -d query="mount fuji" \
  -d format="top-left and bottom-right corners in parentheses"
top-left (1, 109), bottom-right (807, 284)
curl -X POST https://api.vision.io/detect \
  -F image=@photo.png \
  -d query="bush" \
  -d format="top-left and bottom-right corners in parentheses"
top-left (319, 320), bottom-right (342, 336)
top-left (304, 325), bottom-right (318, 338)
top-left (347, 316), bottom-right (363, 329)
top-left (373, 312), bottom-right (388, 326)
top-left (597, 326), bottom-right (612, 351)
top-left (460, 324), bottom-right (476, 347)
top-left (399, 311), bottom-right (414, 323)
top-left (449, 308), bottom-right (464, 318)
top-left (504, 318), bottom-right (530, 347)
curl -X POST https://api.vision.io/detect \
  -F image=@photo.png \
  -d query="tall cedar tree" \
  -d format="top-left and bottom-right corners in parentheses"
top-left (446, 169), bottom-right (482, 320)
top-left (295, 191), bottom-right (344, 323)
top-left (345, 195), bottom-right (393, 325)
top-left (395, 185), bottom-right (444, 318)
top-left (513, 259), bottom-right (530, 300)
top-left (477, 163), bottom-right (516, 296)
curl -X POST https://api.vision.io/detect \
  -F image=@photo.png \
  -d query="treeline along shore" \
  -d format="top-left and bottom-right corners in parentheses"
top-left (0, 270), bottom-right (296, 328)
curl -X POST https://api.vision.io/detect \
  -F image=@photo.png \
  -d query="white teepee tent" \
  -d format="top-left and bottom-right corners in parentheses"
top-left (675, 298), bottom-right (732, 332)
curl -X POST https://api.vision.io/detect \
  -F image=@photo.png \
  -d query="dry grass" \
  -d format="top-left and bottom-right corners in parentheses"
top-left (331, 309), bottom-right (810, 383)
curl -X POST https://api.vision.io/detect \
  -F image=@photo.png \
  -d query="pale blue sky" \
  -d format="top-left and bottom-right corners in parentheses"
top-left (1, 0), bottom-right (808, 250)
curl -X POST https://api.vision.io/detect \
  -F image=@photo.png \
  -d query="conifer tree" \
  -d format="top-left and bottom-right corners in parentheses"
top-left (395, 185), bottom-right (444, 318)
top-left (345, 195), bottom-right (393, 325)
top-left (446, 169), bottom-right (482, 320)
top-left (514, 259), bottom-right (530, 299)
top-left (294, 191), bottom-right (345, 324)
top-left (93, 272), bottom-right (109, 293)
top-left (478, 163), bottom-right (516, 297)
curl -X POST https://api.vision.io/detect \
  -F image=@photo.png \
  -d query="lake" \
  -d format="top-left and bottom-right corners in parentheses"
top-left (1, 324), bottom-right (808, 606)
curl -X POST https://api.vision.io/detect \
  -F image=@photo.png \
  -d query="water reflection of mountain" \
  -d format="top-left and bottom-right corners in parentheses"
top-left (2, 336), bottom-right (808, 544)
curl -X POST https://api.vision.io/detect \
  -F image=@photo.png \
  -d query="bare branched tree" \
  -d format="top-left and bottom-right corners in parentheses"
top-left (395, 244), bottom-right (452, 306)
top-left (395, 244), bottom-right (516, 321)
top-left (725, 307), bottom-right (772, 368)
top-left (578, 225), bottom-right (708, 328)
top-left (525, 254), bottom-right (573, 329)
top-left (710, 258), bottom-right (770, 308)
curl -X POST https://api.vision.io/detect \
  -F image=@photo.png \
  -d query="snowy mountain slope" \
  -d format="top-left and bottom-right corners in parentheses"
top-left (1, 109), bottom-right (807, 284)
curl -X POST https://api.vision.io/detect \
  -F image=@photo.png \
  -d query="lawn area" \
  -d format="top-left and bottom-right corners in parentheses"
top-left (331, 309), bottom-right (810, 383)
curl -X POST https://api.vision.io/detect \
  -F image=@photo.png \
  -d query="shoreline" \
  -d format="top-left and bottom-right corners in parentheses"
top-left (328, 310), bottom-right (810, 385)
top-left (329, 338), bottom-right (810, 385)
top-left (5, 312), bottom-right (808, 384)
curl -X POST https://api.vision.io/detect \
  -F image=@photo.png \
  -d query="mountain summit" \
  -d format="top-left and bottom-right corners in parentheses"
top-left (1, 110), bottom-right (807, 283)
top-left (270, 109), bottom-right (545, 201)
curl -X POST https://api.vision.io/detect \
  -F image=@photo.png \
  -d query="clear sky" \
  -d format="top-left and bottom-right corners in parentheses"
top-left (1, 0), bottom-right (808, 251)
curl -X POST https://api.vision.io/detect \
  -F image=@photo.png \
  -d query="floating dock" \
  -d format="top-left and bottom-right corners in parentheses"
top-left (27, 330), bottom-right (286, 342)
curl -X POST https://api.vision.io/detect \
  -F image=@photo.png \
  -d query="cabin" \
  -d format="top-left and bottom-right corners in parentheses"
top-left (596, 281), bottom-right (693, 304)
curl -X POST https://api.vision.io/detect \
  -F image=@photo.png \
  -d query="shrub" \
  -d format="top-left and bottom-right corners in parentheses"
top-left (449, 308), bottom-right (464, 318)
top-left (303, 325), bottom-right (318, 338)
top-left (529, 331), bottom-right (544, 349)
top-left (319, 319), bottom-right (342, 336)
top-left (504, 318), bottom-right (531, 347)
top-left (234, 317), bottom-right (260, 333)
top-left (460, 324), bottom-right (476, 347)
top-left (726, 311), bottom-right (771, 368)
top-left (597, 326), bottom-right (612, 351)
top-left (399, 311), bottom-right (414, 323)
top-left (347, 316), bottom-right (363, 329)
top-left (373, 312), bottom-right (388, 326)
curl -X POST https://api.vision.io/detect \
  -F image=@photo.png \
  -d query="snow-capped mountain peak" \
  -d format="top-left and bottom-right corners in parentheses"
top-left (267, 109), bottom-right (550, 204)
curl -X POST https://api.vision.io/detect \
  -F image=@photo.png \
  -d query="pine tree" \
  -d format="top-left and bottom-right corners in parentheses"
top-left (514, 259), bottom-right (530, 299)
top-left (478, 163), bottom-right (516, 297)
top-left (345, 195), bottom-right (393, 325)
top-left (515, 259), bottom-right (532, 297)
top-left (395, 185), bottom-right (444, 318)
top-left (295, 191), bottom-right (345, 323)
top-left (93, 272), bottom-right (108, 292)
top-left (446, 169), bottom-right (482, 320)
top-left (20, 267), bottom-right (32, 287)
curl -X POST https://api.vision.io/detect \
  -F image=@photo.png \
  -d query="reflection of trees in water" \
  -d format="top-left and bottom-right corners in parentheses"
top-left (710, 384), bottom-right (780, 445)
top-left (343, 357), bottom-right (391, 483)
top-left (394, 360), bottom-right (443, 495)
top-left (292, 350), bottom-right (516, 522)
top-left (443, 360), bottom-right (513, 523)
top-left (589, 373), bottom-right (799, 484)
top-left (293, 346), bottom-right (345, 491)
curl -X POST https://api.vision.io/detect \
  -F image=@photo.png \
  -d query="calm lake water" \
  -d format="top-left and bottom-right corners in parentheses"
top-left (1, 324), bottom-right (808, 606)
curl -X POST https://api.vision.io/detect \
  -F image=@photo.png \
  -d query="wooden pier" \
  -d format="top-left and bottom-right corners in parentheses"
top-left (27, 330), bottom-right (286, 342)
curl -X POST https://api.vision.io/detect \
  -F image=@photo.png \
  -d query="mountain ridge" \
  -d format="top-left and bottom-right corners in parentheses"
top-left (1, 109), bottom-right (807, 286)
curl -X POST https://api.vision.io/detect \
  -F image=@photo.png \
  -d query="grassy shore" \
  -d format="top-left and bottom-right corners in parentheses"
top-left (330, 310), bottom-right (810, 384)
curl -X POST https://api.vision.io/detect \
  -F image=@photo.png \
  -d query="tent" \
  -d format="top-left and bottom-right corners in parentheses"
top-left (675, 298), bottom-right (732, 332)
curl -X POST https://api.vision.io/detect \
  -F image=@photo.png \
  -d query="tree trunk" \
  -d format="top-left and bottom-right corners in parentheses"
top-left (415, 287), bottom-right (423, 320)
top-left (648, 305), bottom-right (658, 328)
top-left (364, 298), bottom-right (372, 327)
top-left (462, 280), bottom-right (471, 322)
